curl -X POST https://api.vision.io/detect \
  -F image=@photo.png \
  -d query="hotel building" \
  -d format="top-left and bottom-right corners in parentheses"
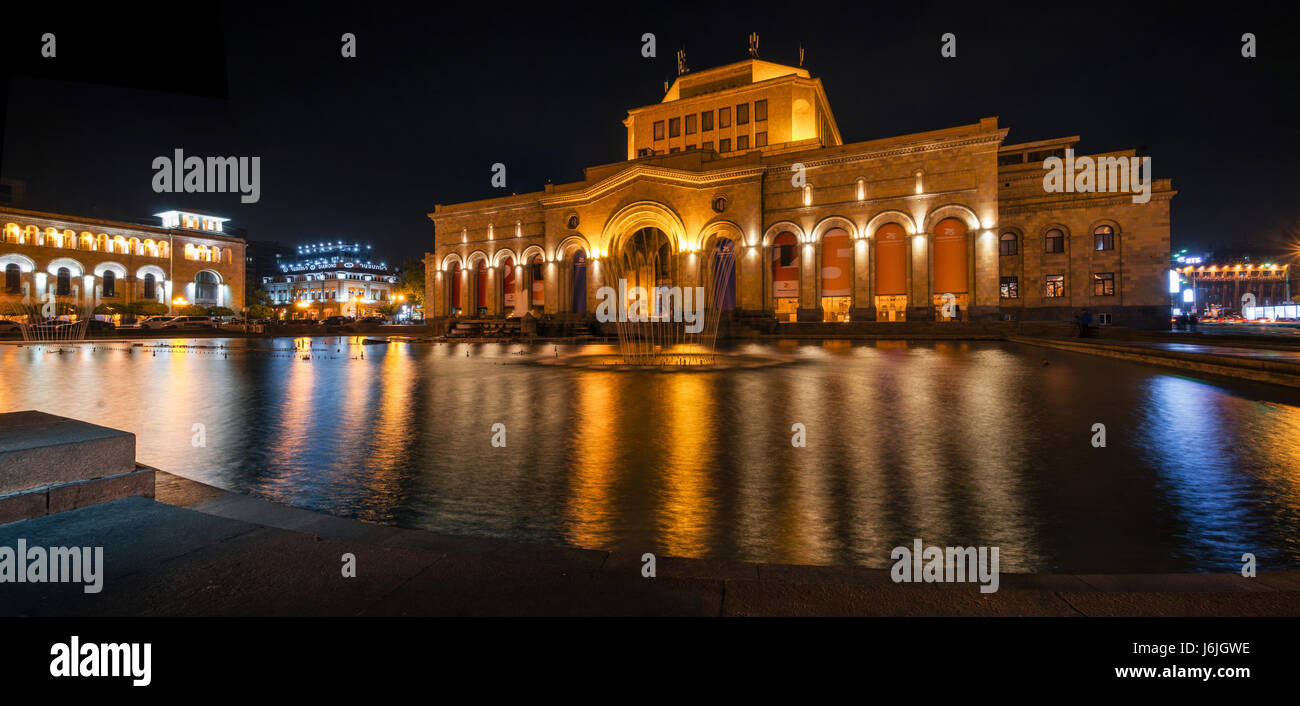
top-left (261, 242), bottom-right (398, 319)
top-left (425, 56), bottom-right (1174, 328)
top-left (1, 207), bottom-right (246, 313)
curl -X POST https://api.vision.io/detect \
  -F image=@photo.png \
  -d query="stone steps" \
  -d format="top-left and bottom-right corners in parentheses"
top-left (0, 410), bottom-right (154, 524)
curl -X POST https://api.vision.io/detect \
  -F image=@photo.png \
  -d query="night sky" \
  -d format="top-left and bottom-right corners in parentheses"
top-left (4, 2), bottom-right (1298, 264)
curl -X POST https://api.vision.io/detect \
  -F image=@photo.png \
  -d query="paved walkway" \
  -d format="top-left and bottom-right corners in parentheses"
top-left (1, 472), bottom-right (1297, 617)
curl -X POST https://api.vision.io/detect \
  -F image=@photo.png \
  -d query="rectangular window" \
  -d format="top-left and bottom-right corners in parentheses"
top-left (719, 107), bottom-right (731, 128)
top-left (737, 134), bottom-right (749, 150)
top-left (685, 114), bottom-right (697, 134)
top-left (736, 103), bottom-right (749, 125)
top-left (1045, 274), bottom-right (1064, 298)
top-left (755, 131), bottom-right (768, 147)
top-left (1000, 276), bottom-right (1019, 299)
top-left (1097, 313), bottom-right (1112, 325)
top-left (653, 121), bottom-right (664, 140)
top-left (755, 99), bottom-right (767, 121)
top-left (668, 117), bottom-right (680, 138)
top-left (1093, 272), bottom-right (1115, 296)
top-left (701, 110), bottom-right (713, 131)
top-left (702, 140), bottom-right (713, 151)
top-left (719, 138), bottom-right (731, 153)
top-left (669, 146), bottom-right (680, 153)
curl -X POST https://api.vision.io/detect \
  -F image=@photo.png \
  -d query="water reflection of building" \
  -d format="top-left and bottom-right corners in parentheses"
top-left (426, 55), bottom-right (1174, 328)
top-left (262, 242), bottom-right (399, 319)
top-left (1, 206), bottom-right (246, 313)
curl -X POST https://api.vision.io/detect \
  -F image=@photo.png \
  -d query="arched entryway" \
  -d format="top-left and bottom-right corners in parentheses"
top-left (874, 223), bottom-right (908, 321)
top-left (708, 237), bottom-right (736, 311)
top-left (472, 259), bottom-right (489, 316)
top-left (448, 261), bottom-right (463, 315)
top-left (770, 231), bottom-right (799, 322)
top-left (932, 217), bottom-right (969, 321)
top-left (500, 256), bottom-right (516, 316)
top-left (568, 249), bottom-right (588, 313)
top-left (527, 255), bottom-right (545, 312)
top-left (820, 227), bottom-right (852, 322)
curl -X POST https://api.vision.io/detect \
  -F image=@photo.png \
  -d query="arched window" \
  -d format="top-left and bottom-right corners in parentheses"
top-left (195, 271), bottom-right (219, 304)
top-left (143, 273), bottom-right (157, 300)
top-left (999, 232), bottom-right (1018, 256)
top-left (1045, 229), bottom-right (1065, 254)
top-left (4, 264), bottom-right (20, 293)
top-left (56, 267), bottom-right (71, 296)
top-left (103, 271), bottom-right (117, 297)
top-left (1094, 225), bottom-right (1114, 251)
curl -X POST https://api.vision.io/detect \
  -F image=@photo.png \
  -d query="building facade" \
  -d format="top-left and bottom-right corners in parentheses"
top-left (1, 207), bottom-right (246, 314)
top-left (425, 58), bottom-right (1174, 328)
top-left (262, 242), bottom-right (398, 319)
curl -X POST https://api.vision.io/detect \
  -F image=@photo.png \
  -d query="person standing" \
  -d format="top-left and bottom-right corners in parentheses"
top-left (1079, 308), bottom-right (1093, 338)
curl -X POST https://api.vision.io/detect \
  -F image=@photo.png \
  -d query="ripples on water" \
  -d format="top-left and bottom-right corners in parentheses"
top-left (3, 337), bottom-right (1299, 573)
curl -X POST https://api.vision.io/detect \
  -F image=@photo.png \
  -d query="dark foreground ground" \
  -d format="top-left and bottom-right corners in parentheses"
top-left (2, 472), bottom-right (1297, 617)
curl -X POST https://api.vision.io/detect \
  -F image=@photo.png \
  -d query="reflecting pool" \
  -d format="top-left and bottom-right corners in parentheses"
top-left (3, 337), bottom-right (1299, 573)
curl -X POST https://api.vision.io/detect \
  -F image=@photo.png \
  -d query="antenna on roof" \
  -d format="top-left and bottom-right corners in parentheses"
top-left (676, 48), bottom-right (688, 76)
top-left (748, 32), bottom-right (760, 59)
top-left (799, 43), bottom-right (805, 67)
top-left (663, 79), bottom-right (670, 93)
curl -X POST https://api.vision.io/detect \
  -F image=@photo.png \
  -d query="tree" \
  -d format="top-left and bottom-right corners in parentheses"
top-left (394, 258), bottom-right (425, 307)
top-left (127, 300), bottom-right (169, 316)
top-left (247, 303), bottom-right (274, 319)
top-left (179, 304), bottom-right (209, 316)
top-left (206, 306), bottom-right (236, 317)
top-left (94, 302), bottom-right (126, 316)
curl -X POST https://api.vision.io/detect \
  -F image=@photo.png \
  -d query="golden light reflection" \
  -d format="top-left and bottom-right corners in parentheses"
top-left (656, 373), bottom-right (716, 557)
top-left (566, 371), bottom-right (620, 548)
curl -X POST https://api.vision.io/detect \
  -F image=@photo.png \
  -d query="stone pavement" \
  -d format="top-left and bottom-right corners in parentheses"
top-left (1, 472), bottom-right (1297, 617)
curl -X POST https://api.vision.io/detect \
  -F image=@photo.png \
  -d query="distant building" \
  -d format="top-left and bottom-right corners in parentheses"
top-left (262, 241), bottom-right (399, 319)
top-left (426, 57), bottom-right (1175, 328)
top-left (1176, 252), bottom-right (1292, 317)
top-left (1, 206), bottom-right (246, 312)
top-left (244, 239), bottom-right (294, 300)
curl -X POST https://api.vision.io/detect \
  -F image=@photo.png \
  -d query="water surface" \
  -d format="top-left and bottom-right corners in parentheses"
top-left (3, 337), bottom-right (1299, 573)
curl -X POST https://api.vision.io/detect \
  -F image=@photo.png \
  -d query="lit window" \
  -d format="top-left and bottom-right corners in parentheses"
top-left (1094, 225), bottom-right (1114, 251)
top-left (1093, 272), bottom-right (1115, 296)
top-left (719, 107), bottom-right (731, 128)
top-left (1000, 276), bottom-right (1018, 299)
top-left (653, 121), bottom-right (664, 140)
top-left (1045, 274), bottom-right (1064, 298)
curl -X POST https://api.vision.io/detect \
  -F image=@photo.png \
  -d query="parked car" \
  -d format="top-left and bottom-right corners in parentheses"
top-left (358, 316), bottom-right (388, 324)
top-left (322, 316), bottom-right (354, 327)
top-left (0, 319), bottom-right (23, 334)
top-left (141, 316), bottom-right (216, 330)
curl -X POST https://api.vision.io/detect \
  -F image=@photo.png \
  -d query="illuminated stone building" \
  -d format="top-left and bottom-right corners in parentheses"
top-left (261, 241), bottom-right (398, 319)
top-left (1179, 260), bottom-right (1292, 317)
top-left (425, 57), bottom-right (1174, 328)
top-left (0, 207), bottom-right (246, 313)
